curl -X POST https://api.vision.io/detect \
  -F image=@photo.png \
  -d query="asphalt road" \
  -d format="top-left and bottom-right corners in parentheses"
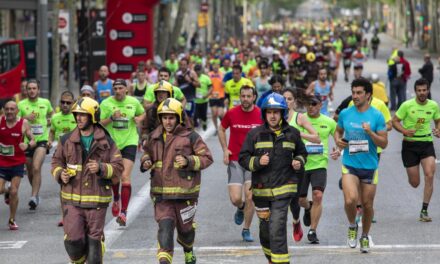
top-left (1, 33), bottom-right (440, 264)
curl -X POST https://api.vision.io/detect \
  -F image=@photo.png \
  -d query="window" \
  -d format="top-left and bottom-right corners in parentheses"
top-left (0, 43), bottom-right (21, 74)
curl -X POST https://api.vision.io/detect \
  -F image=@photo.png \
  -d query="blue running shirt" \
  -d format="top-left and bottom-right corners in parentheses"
top-left (337, 106), bottom-right (386, 170)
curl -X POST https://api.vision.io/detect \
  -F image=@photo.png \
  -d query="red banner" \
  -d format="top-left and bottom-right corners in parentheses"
top-left (106, 0), bottom-right (159, 80)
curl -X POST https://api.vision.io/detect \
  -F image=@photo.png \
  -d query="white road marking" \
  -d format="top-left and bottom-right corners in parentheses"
top-left (0, 241), bottom-right (27, 249)
top-left (104, 124), bottom-right (214, 248)
top-left (107, 243), bottom-right (440, 252)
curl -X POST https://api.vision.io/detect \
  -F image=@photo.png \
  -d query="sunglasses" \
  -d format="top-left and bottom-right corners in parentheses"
top-left (61, 100), bottom-right (73, 105)
top-left (309, 102), bottom-right (319, 106)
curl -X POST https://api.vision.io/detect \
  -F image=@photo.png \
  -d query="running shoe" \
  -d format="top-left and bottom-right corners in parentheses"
top-left (241, 229), bottom-right (254, 242)
top-left (292, 221), bottom-right (303, 242)
top-left (355, 208), bottom-right (363, 227)
top-left (116, 212), bottom-right (127, 226)
top-left (234, 208), bottom-right (244, 225)
top-left (184, 250), bottom-right (196, 264)
top-left (111, 200), bottom-right (120, 217)
top-left (359, 235), bottom-right (370, 253)
top-left (307, 229), bottom-right (319, 244)
top-left (28, 196), bottom-right (38, 210)
top-left (303, 201), bottom-right (312, 227)
top-left (347, 225), bottom-right (358, 248)
top-left (419, 210), bottom-right (432, 222)
top-left (8, 218), bottom-right (18, 231)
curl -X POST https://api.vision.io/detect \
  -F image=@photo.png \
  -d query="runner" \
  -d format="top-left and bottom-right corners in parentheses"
top-left (239, 92), bottom-right (307, 264)
top-left (306, 68), bottom-right (334, 116)
top-left (297, 96), bottom-right (339, 243)
top-left (48, 91), bottom-right (77, 226)
top-left (224, 65), bottom-right (253, 110)
top-left (335, 78), bottom-right (388, 253)
top-left (143, 67), bottom-right (186, 109)
top-left (370, 34), bottom-right (380, 59)
top-left (18, 80), bottom-right (54, 210)
top-left (218, 85), bottom-right (262, 242)
top-left (0, 101), bottom-right (35, 230)
top-left (80, 85), bottom-right (95, 99)
top-left (392, 78), bottom-right (440, 222)
top-left (193, 64), bottom-right (212, 130)
top-left (208, 59), bottom-right (225, 134)
top-left (282, 88), bottom-right (320, 242)
top-left (352, 46), bottom-right (367, 79)
top-left (175, 58), bottom-right (200, 118)
top-left (100, 79), bottom-right (146, 226)
top-left (130, 70), bottom-right (150, 102)
top-left (140, 98), bottom-right (213, 264)
top-left (51, 97), bottom-right (123, 263)
top-left (93, 65), bottom-right (114, 103)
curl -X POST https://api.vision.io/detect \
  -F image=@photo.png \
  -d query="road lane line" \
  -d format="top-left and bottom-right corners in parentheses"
top-left (107, 243), bottom-right (440, 252)
top-left (104, 124), bottom-right (214, 248)
top-left (0, 241), bottom-right (27, 249)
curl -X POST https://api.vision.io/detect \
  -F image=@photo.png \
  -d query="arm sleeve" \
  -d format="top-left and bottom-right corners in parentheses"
top-left (51, 140), bottom-right (66, 184)
top-left (395, 102), bottom-right (407, 120)
top-left (144, 86), bottom-right (155, 102)
top-left (99, 141), bottom-right (124, 180)
top-left (238, 131), bottom-right (262, 172)
top-left (184, 133), bottom-right (213, 171)
top-left (135, 100), bottom-right (145, 116)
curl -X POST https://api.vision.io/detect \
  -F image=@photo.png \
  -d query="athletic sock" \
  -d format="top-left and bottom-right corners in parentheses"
top-left (422, 203), bottom-right (429, 211)
top-left (112, 183), bottom-right (120, 201)
top-left (121, 183), bottom-right (132, 213)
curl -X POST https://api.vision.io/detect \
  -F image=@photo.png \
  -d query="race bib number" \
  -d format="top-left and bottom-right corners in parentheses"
top-left (349, 140), bottom-right (369, 155)
top-left (180, 204), bottom-right (197, 224)
top-left (100, 91), bottom-right (111, 99)
top-left (112, 118), bottom-right (129, 130)
top-left (306, 143), bottom-right (324, 155)
top-left (213, 91), bottom-right (219, 98)
top-left (196, 90), bottom-right (204, 99)
top-left (343, 59), bottom-right (351, 66)
top-left (31, 124), bottom-right (44, 135)
top-left (185, 102), bottom-right (193, 111)
top-left (0, 143), bottom-right (14, 156)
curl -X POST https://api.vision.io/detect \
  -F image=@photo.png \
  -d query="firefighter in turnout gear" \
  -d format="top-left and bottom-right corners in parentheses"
top-left (239, 93), bottom-right (307, 264)
top-left (51, 97), bottom-right (123, 264)
top-left (140, 98), bottom-right (213, 264)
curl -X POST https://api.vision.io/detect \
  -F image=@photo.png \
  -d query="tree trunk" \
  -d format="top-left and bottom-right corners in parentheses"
top-left (51, 0), bottom-right (61, 104)
top-left (169, 0), bottom-right (188, 53)
top-left (157, 3), bottom-right (171, 60)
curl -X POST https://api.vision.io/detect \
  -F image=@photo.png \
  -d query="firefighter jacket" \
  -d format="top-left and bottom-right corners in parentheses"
top-left (239, 122), bottom-right (307, 202)
top-left (141, 124), bottom-right (213, 201)
top-left (51, 125), bottom-right (123, 208)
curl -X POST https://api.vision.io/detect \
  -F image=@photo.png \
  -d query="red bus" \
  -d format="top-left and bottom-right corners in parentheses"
top-left (0, 39), bottom-right (26, 102)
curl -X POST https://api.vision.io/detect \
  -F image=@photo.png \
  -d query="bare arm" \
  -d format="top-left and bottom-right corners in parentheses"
top-left (22, 119), bottom-right (36, 148)
top-left (298, 113), bottom-right (321, 143)
top-left (392, 115), bottom-right (415, 137)
top-left (366, 129), bottom-right (388, 149)
top-left (306, 81), bottom-right (315, 95)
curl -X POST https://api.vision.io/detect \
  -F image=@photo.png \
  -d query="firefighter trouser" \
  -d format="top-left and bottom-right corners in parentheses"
top-left (63, 204), bottom-right (106, 264)
top-left (154, 199), bottom-right (197, 264)
top-left (254, 198), bottom-right (291, 264)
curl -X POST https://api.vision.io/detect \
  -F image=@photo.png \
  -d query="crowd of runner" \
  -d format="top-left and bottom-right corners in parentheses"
top-left (0, 19), bottom-right (439, 264)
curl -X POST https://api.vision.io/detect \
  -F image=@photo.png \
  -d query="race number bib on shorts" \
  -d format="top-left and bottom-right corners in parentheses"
top-left (348, 140), bottom-right (369, 155)
top-left (112, 118), bottom-right (129, 130)
top-left (180, 204), bottom-right (197, 224)
top-left (306, 143), bottom-right (324, 155)
top-left (0, 143), bottom-right (14, 156)
top-left (31, 124), bottom-right (44, 135)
